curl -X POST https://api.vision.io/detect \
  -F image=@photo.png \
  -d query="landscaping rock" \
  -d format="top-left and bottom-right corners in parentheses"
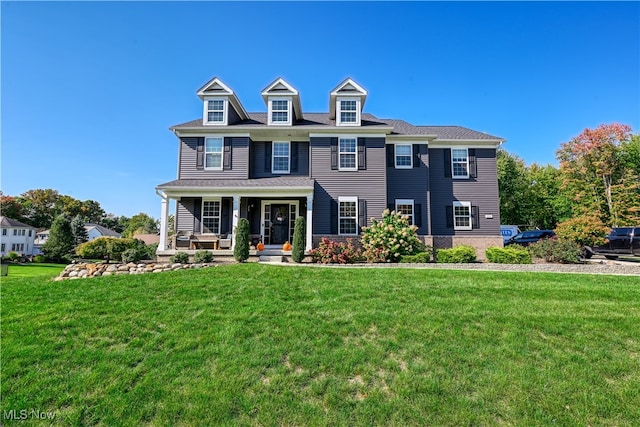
top-left (54, 262), bottom-right (214, 281)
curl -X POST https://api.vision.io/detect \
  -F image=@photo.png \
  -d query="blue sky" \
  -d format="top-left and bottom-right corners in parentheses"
top-left (2, 1), bottom-right (638, 219)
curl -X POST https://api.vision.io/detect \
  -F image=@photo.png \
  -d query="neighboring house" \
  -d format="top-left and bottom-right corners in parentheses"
top-left (156, 77), bottom-right (505, 256)
top-left (34, 223), bottom-right (121, 251)
top-left (0, 216), bottom-right (36, 256)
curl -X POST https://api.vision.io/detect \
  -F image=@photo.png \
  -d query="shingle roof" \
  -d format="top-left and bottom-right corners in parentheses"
top-left (85, 223), bottom-right (121, 238)
top-left (0, 216), bottom-right (35, 228)
top-left (171, 113), bottom-right (503, 141)
top-left (157, 177), bottom-right (315, 189)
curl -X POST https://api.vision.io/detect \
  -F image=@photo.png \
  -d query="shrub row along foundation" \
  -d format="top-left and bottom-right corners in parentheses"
top-left (55, 262), bottom-right (212, 281)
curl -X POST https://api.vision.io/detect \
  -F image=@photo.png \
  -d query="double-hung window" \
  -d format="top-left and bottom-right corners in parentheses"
top-left (205, 137), bottom-right (223, 170)
top-left (270, 99), bottom-right (290, 124)
top-left (339, 137), bottom-right (357, 170)
top-left (339, 197), bottom-right (358, 235)
top-left (272, 141), bottom-right (290, 174)
top-left (206, 99), bottom-right (225, 124)
top-left (2, 229), bottom-right (6, 235)
top-left (202, 200), bottom-right (221, 234)
top-left (453, 201), bottom-right (472, 230)
top-left (452, 148), bottom-right (469, 178)
top-left (395, 199), bottom-right (415, 225)
top-left (395, 144), bottom-right (412, 168)
top-left (337, 97), bottom-right (360, 126)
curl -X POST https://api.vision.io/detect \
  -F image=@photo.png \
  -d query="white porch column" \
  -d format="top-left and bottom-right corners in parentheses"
top-left (306, 195), bottom-right (313, 252)
top-left (158, 192), bottom-right (169, 250)
top-left (231, 195), bottom-right (240, 250)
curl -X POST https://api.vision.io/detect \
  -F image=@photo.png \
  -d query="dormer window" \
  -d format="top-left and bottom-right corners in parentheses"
top-left (269, 98), bottom-right (291, 125)
top-left (337, 98), bottom-right (360, 126)
top-left (203, 97), bottom-right (227, 125)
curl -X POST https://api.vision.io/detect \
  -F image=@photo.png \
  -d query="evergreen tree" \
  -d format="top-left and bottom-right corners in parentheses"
top-left (233, 218), bottom-right (250, 262)
top-left (71, 215), bottom-right (89, 246)
top-left (43, 215), bottom-right (75, 263)
top-left (292, 216), bottom-right (306, 263)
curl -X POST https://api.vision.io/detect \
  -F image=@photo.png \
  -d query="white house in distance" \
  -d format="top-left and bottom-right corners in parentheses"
top-left (0, 216), bottom-right (36, 256)
top-left (33, 223), bottom-right (121, 254)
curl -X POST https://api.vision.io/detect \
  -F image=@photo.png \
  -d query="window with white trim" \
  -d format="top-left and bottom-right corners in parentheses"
top-left (202, 200), bottom-right (221, 234)
top-left (337, 97), bottom-right (360, 126)
top-left (339, 197), bottom-right (358, 235)
top-left (453, 201), bottom-right (472, 230)
top-left (13, 229), bottom-right (17, 236)
top-left (270, 99), bottom-right (290, 124)
top-left (205, 98), bottom-right (226, 124)
top-left (395, 199), bottom-right (414, 225)
top-left (452, 148), bottom-right (469, 178)
top-left (339, 137), bottom-right (357, 170)
top-left (205, 137), bottom-right (223, 170)
top-left (395, 144), bottom-right (412, 168)
top-left (272, 141), bottom-right (290, 174)
top-left (1, 243), bottom-right (4, 252)
top-left (2, 229), bottom-right (6, 235)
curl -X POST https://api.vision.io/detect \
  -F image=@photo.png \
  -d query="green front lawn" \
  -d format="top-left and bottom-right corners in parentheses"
top-left (2, 264), bottom-right (639, 425)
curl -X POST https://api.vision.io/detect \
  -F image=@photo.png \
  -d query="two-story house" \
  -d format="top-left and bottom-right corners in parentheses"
top-left (0, 216), bottom-right (36, 256)
top-left (156, 77), bottom-right (505, 257)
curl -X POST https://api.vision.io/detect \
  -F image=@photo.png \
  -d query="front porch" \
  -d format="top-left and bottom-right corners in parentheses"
top-left (155, 248), bottom-right (299, 263)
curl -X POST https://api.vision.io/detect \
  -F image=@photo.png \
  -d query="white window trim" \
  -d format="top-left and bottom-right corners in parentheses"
top-left (395, 199), bottom-right (415, 225)
top-left (203, 97), bottom-right (228, 126)
top-left (204, 137), bottom-right (224, 171)
top-left (338, 137), bottom-right (358, 171)
top-left (201, 199), bottom-right (222, 235)
top-left (336, 97), bottom-right (361, 126)
top-left (268, 97), bottom-right (292, 126)
top-left (452, 148), bottom-right (470, 179)
top-left (272, 141), bottom-right (291, 174)
top-left (338, 196), bottom-right (358, 236)
top-left (453, 201), bottom-right (472, 230)
top-left (395, 144), bottom-right (413, 169)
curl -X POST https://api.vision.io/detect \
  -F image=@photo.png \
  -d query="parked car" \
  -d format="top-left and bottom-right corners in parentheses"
top-left (504, 230), bottom-right (555, 247)
top-left (582, 227), bottom-right (640, 259)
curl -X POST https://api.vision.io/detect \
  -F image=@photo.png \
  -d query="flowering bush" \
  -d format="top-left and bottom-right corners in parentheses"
top-left (360, 209), bottom-right (425, 262)
top-left (310, 238), bottom-right (362, 264)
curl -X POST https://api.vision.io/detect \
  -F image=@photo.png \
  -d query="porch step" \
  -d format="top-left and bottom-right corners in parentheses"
top-left (258, 255), bottom-right (286, 263)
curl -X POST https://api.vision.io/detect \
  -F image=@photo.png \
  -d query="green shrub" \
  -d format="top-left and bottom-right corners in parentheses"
top-left (486, 246), bottom-right (532, 264)
top-left (554, 215), bottom-right (609, 247)
top-left (7, 252), bottom-right (20, 262)
top-left (436, 245), bottom-right (477, 263)
top-left (169, 252), bottom-right (189, 264)
top-left (528, 238), bottom-right (581, 264)
top-left (361, 209), bottom-right (425, 262)
top-left (33, 255), bottom-right (47, 263)
top-left (193, 250), bottom-right (213, 263)
top-left (311, 238), bottom-right (362, 264)
top-left (234, 218), bottom-right (250, 262)
top-left (76, 237), bottom-right (147, 263)
top-left (399, 251), bottom-right (431, 263)
top-left (121, 248), bottom-right (141, 263)
top-left (292, 216), bottom-right (306, 263)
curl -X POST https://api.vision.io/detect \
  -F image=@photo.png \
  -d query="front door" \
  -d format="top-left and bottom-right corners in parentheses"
top-left (270, 204), bottom-right (289, 245)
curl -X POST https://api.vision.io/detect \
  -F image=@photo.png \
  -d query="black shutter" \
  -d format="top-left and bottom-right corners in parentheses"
top-left (330, 138), bottom-right (338, 170)
top-left (291, 143), bottom-right (299, 173)
top-left (444, 149), bottom-right (452, 178)
top-left (469, 149), bottom-right (477, 178)
top-left (414, 203), bottom-right (422, 227)
top-left (357, 138), bottom-right (366, 170)
top-left (330, 199), bottom-right (338, 234)
top-left (446, 205), bottom-right (453, 228)
top-left (196, 138), bottom-right (204, 170)
top-left (193, 198), bottom-right (202, 233)
top-left (264, 142), bottom-right (272, 172)
top-left (386, 145), bottom-right (394, 167)
top-left (413, 144), bottom-right (420, 168)
top-left (472, 205), bottom-right (480, 229)
top-left (358, 199), bottom-right (367, 231)
top-left (223, 138), bottom-right (232, 170)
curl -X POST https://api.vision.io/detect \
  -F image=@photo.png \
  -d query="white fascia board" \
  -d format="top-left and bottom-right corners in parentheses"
top-left (159, 187), bottom-right (314, 199)
top-left (172, 130), bottom-right (251, 138)
top-left (196, 77), bottom-right (234, 98)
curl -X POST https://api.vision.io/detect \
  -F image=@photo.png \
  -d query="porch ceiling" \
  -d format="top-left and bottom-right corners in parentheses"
top-left (156, 177), bottom-right (315, 198)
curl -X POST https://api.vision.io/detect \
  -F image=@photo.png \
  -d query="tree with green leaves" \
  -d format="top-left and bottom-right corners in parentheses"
top-left (71, 215), bottom-right (89, 246)
top-left (122, 213), bottom-right (158, 238)
top-left (292, 216), bottom-right (306, 263)
top-left (43, 215), bottom-right (75, 263)
top-left (234, 218), bottom-right (250, 262)
top-left (496, 149), bottom-right (530, 226)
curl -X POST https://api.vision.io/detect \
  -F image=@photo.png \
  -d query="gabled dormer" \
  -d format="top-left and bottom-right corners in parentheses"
top-left (329, 78), bottom-right (368, 127)
top-left (261, 78), bottom-right (303, 126)
top-left (197, 77), bottom-right (248, 126)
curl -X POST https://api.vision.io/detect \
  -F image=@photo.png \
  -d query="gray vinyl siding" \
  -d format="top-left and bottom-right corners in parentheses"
top-left (310, 136), bottom-right (387, 234)
top-left (176, 197), bottom-right (199, 232)
top-left (429, 148), bottom-right (501, 236)
top-left (250, 141), bottom-right (310, 178)
top-left (228, 106), bottom-right (241, 125)
top-left (178, 136), bottom-right (249, 179)
top-left (387, 144), bottom-right (429, 234)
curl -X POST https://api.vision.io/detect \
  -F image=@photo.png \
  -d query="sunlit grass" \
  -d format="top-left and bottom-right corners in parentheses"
top-left (2, 264), bottom-right (639, 425)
